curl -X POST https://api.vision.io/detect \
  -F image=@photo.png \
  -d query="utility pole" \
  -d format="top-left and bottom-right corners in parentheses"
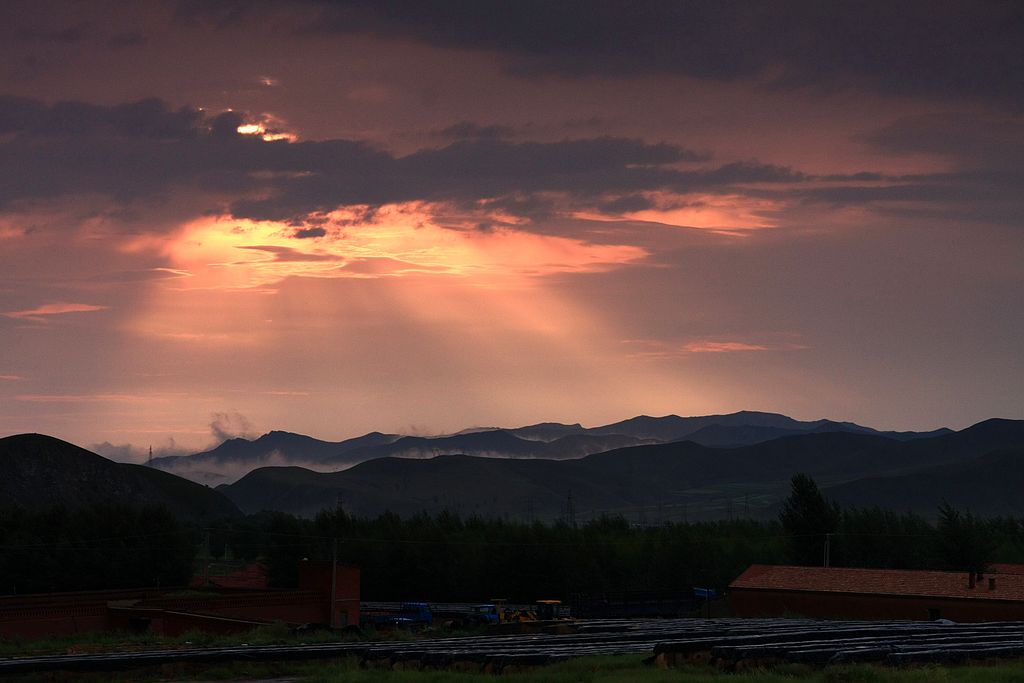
top-left (330, 537), bottom-right (338, 628)
top-left (824, 533), bottom-right (832, 568)
top-left (203, 530), bottom-right (210, 587)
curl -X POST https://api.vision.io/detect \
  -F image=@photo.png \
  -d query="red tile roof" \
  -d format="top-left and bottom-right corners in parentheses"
top-left (730, 564), bottom-right (1024, 602)
top-left (189, 562), bottom-right (268, 590)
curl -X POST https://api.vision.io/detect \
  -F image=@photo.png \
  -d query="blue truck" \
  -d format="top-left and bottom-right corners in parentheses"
top-left (466, 603), bottom-right (501, 626)
top-left (362, 602), bottom-right (433, 630)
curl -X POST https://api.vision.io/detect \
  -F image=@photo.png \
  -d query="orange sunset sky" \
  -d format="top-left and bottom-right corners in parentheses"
top-left (1, 0), bottom-right (1021, 458)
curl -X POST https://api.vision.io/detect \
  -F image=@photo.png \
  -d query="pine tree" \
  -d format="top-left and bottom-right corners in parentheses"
top-left (779, 473), bottom-right (840, 566)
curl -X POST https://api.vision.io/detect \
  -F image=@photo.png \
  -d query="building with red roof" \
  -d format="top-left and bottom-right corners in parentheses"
top-left (730, 564), bottom-right (1024, 622)
top-left (0, 561), bottom-right (359, 641)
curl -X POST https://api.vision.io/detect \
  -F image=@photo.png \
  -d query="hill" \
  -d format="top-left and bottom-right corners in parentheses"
top-left (152, 430), bottom-right (401, 485)
top-left (220, 419), bottom-right (1024, 521)
top-left (320, 430), bottom-right (652, 466)
top-left (823, 421), bottom-right (1024, 517)
top-left (0, 433), bottom-right (241, 520)
top-left (152, 411), bottom-right (947, 485)
top-left (826, 448), bottom-right (1024, 517)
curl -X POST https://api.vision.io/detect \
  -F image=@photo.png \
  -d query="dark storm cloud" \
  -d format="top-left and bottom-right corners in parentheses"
top-left (433, 121), bottom-right (516, 141)
top-left (106, 31), bottom-right (148, 48)
top-left (227, 143), bottom-right (798, 222)
top-left (797, 171), bottom-right (1024, 209)
top-left (791, 112), bottom-right (1024, 217)
top-left (864, 113), bottom-right (1024, 171)
top-left (0, 95), bottom-right (201, 138)
top-left (17, 24), bottom-right (87, 44)
top-left (174, 0), bottom-right (252, 29)
top-left (295, 0), bottom-right (1024, 105)
top-left (292, 226), bottom-right (327, 238)
top-left (0, 95), bottom-right (800, 225)
top-left (597, 195), bottom-right (657, 214)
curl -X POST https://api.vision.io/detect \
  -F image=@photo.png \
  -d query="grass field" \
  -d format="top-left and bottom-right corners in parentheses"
top-left (6, 625), bottom-right (1024, 683)
top-left (221, 658), bottom-right (1024, 683)
top-left (7, 653), bottom-right (1024, 683)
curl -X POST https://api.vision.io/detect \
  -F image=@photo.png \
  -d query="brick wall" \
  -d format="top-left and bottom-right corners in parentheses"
top-left (731, 588), bottom-right (1024, 621)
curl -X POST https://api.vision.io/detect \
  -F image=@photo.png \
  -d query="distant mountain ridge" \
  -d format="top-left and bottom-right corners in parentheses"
top-left (150, 411), bottom-right (951, 486)
top-left (151, 430), bottom-right (402, 486)
top-left (219, 418), bottom-right (1021, 521)
top-left (0, 433), bottom-right (240, 520)
top-left (826, 446), bottom-right (1024, 517)
top-left (4, 417), bottom-right (1019, 524)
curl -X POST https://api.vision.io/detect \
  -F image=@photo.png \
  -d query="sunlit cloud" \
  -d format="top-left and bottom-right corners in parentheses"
top-left (158, 205), bottom-right (648, 292)
top-left (622, 338), bottom-right (810, 359)
top-left (0, 375), bottom-right (23, 381)
top-left (3, 302), bottom-right (109, 321)
top-left (575, 192), bottom-right (784, 232)
top-left (235, 112), bottom-right (297, 142)
top-left (683, 341), bottom-right (774, 353)
top-left (16, 393), bottom-right (147, 403)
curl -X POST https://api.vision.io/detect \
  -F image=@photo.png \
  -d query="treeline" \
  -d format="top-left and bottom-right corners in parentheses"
top-left (6, 476), bottom-right (1024, 598)
top-left (209, 511), bottom-right (787, 600)
top-left (779, 473), bottom-right (1022, 574)
top-left (0, 504), bottom-right (195, 594)
top-left (205, 481), bottom-right (1024, 600)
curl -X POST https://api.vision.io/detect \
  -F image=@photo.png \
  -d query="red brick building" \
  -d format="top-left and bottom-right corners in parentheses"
top-left (0, 561), bottom-right (359, 641)
top-left (730, 564), bottom-right (1024, 622)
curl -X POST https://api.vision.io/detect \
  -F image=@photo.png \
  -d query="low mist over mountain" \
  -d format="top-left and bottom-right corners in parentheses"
top-left (151, 430), bottom-right (401, 486)
top-left (149, 411), bottom-right (950, 486)
top-left (0, 434), bottom-right (240, 520)
top-left (4, 416), bottom-right (1020, 523)
top-left (219, 418), bottom-right (1023, 521)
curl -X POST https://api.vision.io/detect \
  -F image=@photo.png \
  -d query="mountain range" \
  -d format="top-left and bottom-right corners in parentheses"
top-left (4, 413), bottom-right (1022, 523)
top-left (149, 410), bottom-right (951, 486)
top-left (219, 418), bottom-right (1023, 521)
top-left (0, 433), bottom-right (239, 520)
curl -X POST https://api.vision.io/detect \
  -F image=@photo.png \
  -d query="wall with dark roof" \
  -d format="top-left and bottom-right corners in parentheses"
top-left (0, 562), bottom-right (361, 641)
top-left (731, 587), bottom-right (1024, 622)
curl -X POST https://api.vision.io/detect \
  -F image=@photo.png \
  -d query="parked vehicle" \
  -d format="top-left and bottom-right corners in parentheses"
top-left (466, 603), bottom-right (501, 626)
top-left (503, 599), bottom-right (572, 622)
top-left (534, 599), bottom-right (571, 621)
top-left (361, 601), bottom-right (433, 630)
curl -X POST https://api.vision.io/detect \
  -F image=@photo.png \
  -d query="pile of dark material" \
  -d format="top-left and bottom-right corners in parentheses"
top-left (651, 618), bottom-right (1024, 668)
top-left (2, 618), bottom-right (1023, 675)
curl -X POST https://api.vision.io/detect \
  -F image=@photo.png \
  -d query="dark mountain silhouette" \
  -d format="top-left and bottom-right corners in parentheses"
top-left (150, 411), bottom-right (947, 485)
top-left (590, 411), bottom-right (951, 444)
top-left (821, 419), bottom-right (1024, 517)
top-left (589, 410), bottom-right (810, 440)
top-left (0, 434), bottom-right (240, 520)
top-left (826, 447), bottom-right (1024, 517)
top-left (220, 419), bottom-right (1023, 521)
top-left (152, 430), bottom-right (401, 485)
top-left (320, 430), bottom-right (651, 466)
top-left (508, 422), bottom-right (588, 441)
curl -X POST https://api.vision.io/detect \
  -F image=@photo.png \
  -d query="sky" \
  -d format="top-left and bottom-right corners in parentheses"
top-left (0, 0), bottom-right (1022, 459)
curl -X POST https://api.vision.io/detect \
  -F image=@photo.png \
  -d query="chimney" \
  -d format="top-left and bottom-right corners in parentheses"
top-left (989, 577), bottom-right (996, 591)
top-left (969, 573), bottom-right (976, 589)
